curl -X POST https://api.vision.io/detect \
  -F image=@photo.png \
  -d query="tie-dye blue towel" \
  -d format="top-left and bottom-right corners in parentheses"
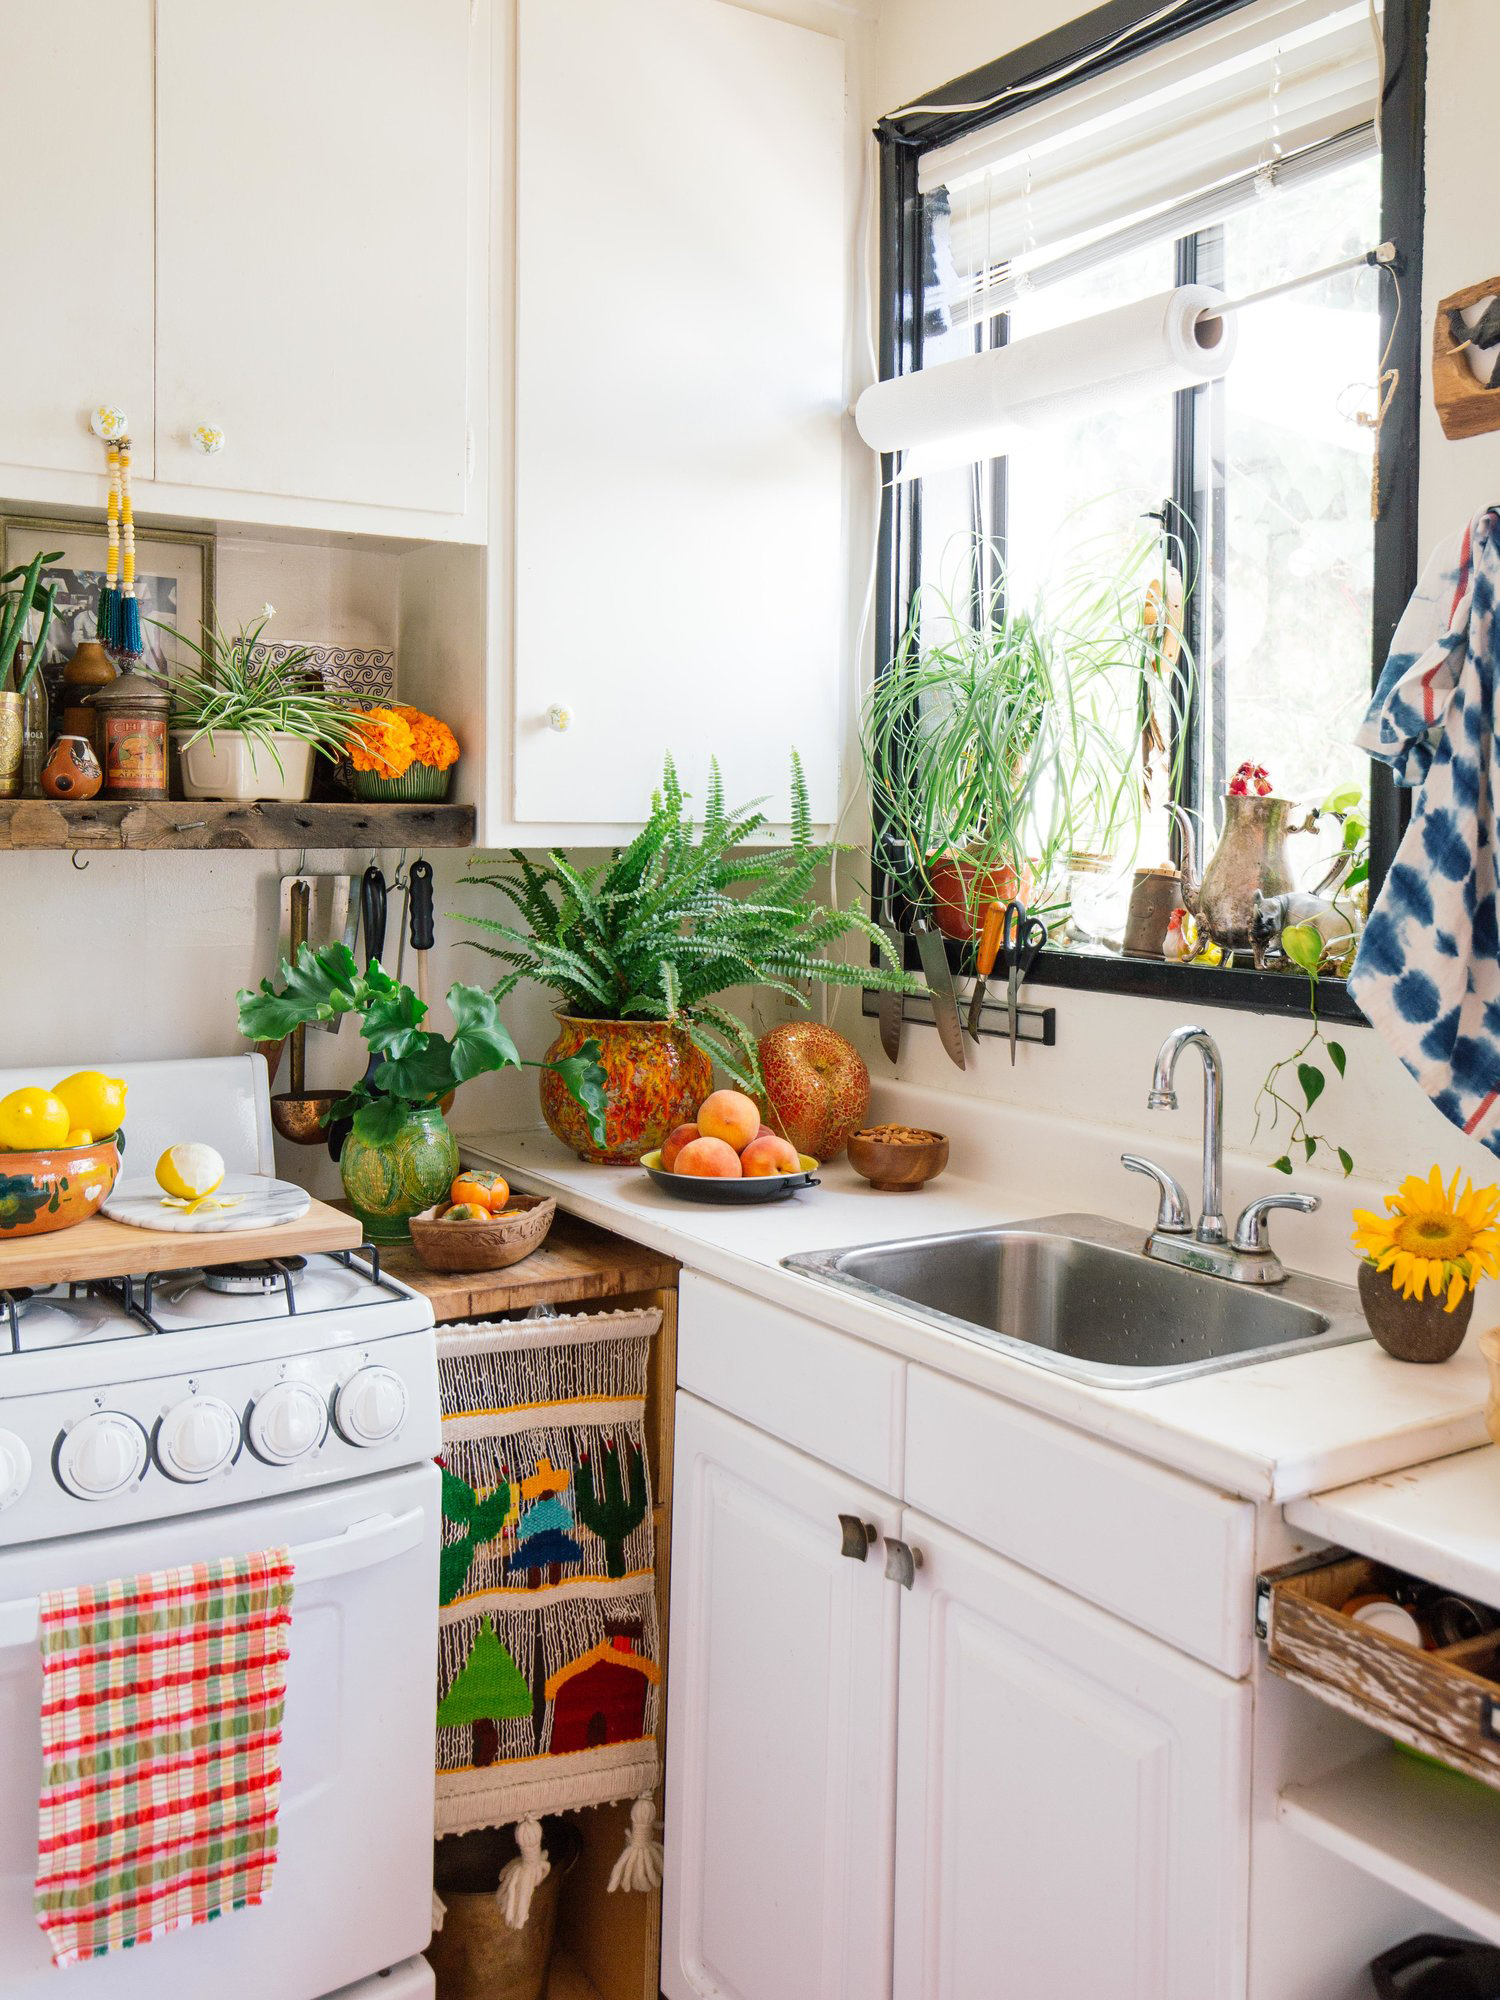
top-left (1350, 509), bottom-right (1500, 1151)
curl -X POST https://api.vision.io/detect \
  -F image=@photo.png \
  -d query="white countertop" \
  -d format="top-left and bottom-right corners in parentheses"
top-left (460, 1123), bottom-right (1494, 1505)
top-left (1286, 1447), bottom-right (1500, 1607)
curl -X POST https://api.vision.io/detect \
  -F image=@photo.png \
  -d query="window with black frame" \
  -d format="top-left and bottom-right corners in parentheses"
top-left (868, 0), bottom-right (1426, 1022)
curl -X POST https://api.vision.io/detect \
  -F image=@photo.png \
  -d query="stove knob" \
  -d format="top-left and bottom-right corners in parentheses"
top-left (248, 1381), bottom-right (328, 1465)
top-left (57, 1413), bottom-right (148, 1500)
top-left (0, 1429), bottom-right (30, 1509)
top-left (155, 1397), bottom-right (241, 1483)
top-left (334, 1366), bottom-right (407, 1447)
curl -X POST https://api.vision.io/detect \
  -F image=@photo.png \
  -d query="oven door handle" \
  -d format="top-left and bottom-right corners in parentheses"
top-left (0, 1507), bottom-right (428, 1651)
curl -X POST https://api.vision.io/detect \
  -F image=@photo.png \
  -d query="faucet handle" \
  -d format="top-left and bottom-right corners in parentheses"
top-left (1122, 1154), bottom-right (1191, 1234)
top-left (1232, 1190), bottom-right (1320, 1252)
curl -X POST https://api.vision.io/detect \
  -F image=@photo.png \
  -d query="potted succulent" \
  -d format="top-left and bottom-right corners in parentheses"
top-left (459, 753), bottom-right (919, 1163)
top-left (0, 548), bottom-right (61, 798)
top-left (863, 533), bottom-right (1187, 940)
top-left (152, 605), bottom-right (358, 802)
top-left (1351, 1166), bottom-right (1500, 1362)
top-left (236, 946), bottom-right (606, 1240)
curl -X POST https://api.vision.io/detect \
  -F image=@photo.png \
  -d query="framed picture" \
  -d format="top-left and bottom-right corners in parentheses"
top-left (0, 513), bottom-right (215, 681)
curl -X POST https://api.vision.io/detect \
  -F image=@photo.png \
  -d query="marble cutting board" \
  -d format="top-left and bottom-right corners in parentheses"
top-left (102, 1174), bottom-right (312, 1233)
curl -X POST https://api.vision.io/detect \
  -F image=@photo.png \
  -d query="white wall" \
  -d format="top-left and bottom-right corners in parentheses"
top-left (840, 0), bottom-right (1500, 1197)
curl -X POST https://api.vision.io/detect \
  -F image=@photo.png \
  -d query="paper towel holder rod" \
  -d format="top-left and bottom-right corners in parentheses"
top-left (1200, 241), bottom-right (1398, 326)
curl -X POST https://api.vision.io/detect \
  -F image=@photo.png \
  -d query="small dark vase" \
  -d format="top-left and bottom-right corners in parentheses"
top-left (1358, 1259), bottom-right (1476, 1363)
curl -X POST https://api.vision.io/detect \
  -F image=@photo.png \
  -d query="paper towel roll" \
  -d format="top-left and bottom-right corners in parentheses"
top-left (856, 285), bottom-right (1237, 475)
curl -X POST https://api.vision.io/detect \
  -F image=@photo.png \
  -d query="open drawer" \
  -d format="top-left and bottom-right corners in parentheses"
top-left (1262, 1550), bottom-right (1500, 1790)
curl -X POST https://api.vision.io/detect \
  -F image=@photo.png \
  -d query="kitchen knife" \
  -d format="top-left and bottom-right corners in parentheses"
top-left (966, 901), bottom-right (1005, 1043)
top-left (915, 917), bottom-right (966, 1071)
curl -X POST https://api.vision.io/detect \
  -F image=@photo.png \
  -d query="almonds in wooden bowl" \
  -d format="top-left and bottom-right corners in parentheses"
top-left (408, 1191), bottom-right (557, 1273)
top-left (846, 1124), bottom-right (949, 1193)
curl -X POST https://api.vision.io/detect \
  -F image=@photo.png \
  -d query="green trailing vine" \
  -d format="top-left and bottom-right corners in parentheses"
top-left (1254, 922), bottom-right (1353, 1178)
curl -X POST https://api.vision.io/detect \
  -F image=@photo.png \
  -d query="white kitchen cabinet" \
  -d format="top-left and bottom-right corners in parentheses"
top-left (510, 0), bottom-right (846, 830)
top-left (892, 1509), bottom-right (1250, 2000)
top-left (663, 1392), bottom-right (901, 2000)
top-left (155, 0), bottom-right (475, 518)
top-left (0, 2), bottom-right (155, 481)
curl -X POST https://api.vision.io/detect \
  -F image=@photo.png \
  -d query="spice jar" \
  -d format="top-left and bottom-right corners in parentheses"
top-left (60, 640), bottom-right (117, 754)
top-left (88, 670), bottom-right (170, 800)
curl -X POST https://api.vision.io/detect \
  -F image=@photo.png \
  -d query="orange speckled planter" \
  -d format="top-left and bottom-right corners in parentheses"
top-left (540, 1016), bottom-right (712, 1165)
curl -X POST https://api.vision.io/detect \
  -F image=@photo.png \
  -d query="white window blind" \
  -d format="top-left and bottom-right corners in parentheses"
top-left (922, 0), bottom-right (1381, 311)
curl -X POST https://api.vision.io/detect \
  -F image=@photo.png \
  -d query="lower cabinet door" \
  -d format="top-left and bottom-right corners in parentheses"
top-left (663, 1392), bottom-right (901, 2000)
top-left (893, 1510), bottom-right (1250, 2000)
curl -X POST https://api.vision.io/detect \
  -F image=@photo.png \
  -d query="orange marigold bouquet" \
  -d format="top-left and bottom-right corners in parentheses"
top-left (349, 704), bottom-right (459, 799)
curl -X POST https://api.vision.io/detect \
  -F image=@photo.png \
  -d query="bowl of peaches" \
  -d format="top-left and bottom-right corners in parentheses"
top-left (641, 1090), bottom-right (818, 1204)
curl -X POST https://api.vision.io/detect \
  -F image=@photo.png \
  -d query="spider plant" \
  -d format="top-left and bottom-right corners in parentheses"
top-left (459, 752), bottom-right (920, 1088)
top-left (149, 607), bottom-right (357, 776)
top-left (864, 526), bottom-right (1191, 929)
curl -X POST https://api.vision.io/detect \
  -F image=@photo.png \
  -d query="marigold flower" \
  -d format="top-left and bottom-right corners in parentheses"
top-left (393, 704), bottom-right (460, 771)
top-left (349, 706), bottom-right (416, 778)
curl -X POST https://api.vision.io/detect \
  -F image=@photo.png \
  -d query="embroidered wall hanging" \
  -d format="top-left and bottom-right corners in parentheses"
top-left (433, 1307), bottom-right (663, 1925)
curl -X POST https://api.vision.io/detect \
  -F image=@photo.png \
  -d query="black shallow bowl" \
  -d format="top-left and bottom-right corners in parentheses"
top-left (639, 1149), bottom-right (820, 1204)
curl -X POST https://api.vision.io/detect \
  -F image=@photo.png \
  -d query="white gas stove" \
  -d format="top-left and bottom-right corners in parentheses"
top-left (0, 1057), bottom-right (441, 2000)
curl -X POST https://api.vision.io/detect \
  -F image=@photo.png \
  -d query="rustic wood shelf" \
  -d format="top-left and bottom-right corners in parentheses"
top-left (370, 1210), bottom-right (679, 1323)
top-left (0, 798), bottom-right (476, 851)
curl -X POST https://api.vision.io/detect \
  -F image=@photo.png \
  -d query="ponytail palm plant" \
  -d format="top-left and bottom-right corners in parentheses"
top-left (459, 753), bottom-right (919, 1088)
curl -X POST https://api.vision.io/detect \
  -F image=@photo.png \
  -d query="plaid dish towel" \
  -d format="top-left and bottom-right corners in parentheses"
top-left (34, 1548), bottom-right (294, 1967)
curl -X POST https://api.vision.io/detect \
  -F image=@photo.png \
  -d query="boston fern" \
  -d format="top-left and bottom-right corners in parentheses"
top-left (459, 754), bottom-right (918, 1089)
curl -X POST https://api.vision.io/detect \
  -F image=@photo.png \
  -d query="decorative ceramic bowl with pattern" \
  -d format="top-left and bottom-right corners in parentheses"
top-left (0, 1138), bottom-right (121, 1238)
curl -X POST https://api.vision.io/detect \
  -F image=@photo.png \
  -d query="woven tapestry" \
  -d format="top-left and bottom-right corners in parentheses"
top-left (434, 1307), bottom-right (662, 1859)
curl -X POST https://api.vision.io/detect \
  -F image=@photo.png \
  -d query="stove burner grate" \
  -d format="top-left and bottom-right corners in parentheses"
top-left (202, 1256), bottom-right (307, 1311)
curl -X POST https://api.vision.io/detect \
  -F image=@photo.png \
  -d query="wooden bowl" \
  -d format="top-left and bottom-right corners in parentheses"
top-left (846, 1125), bottom-right (949, 1193)
top-left (0, 1136), bottom-right (121, 1238)
top-left (408, 1191), bottom-right (557, 1273)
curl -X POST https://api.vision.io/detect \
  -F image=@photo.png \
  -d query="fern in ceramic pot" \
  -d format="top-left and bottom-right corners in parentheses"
top-left (459, 753), bottom-right (918, 1163)
top-left (153, 606), bottom-right (357, 803)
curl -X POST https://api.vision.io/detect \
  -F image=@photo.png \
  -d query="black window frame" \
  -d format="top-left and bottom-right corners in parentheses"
top-left (867, 0), bottom-right (1429, 1026)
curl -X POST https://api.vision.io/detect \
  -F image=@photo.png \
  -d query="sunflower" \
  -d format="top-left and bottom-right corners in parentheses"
top-left (1351, 1165), bottom-right (1500, 1312)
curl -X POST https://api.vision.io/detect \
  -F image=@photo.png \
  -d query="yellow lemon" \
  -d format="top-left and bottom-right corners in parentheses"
top-left (65, 1128), bottom-right (93, 1147)
top-left (156, 1143), bottom-right (226, 1201)
top-left (52, 1071), bottom-right (128, 1140)
top-left (0, 1088), bottom-right (71, 1151)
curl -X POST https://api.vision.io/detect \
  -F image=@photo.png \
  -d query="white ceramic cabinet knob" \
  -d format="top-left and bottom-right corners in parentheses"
top-left (248, 1381), bottom-right (328, 1466)
top-left (191, 422), bottom-right (225, 456)
top-left (0, 1429), bottom-right (31, 1510)
top-left (155, 1396), bottom-right (241, 1483)
top-left (57, 1413), bottom-right (148, 1499)
top-left (334, 1366), bottom-right (407, 1448)
top-left (546, 704), bottom-right (572, 733)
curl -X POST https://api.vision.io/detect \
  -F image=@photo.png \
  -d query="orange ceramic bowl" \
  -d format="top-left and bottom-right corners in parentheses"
top-left (0, 1137), bottom-right (121, 1239)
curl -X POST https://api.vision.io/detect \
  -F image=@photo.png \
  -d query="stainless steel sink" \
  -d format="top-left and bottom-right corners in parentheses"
top-left (782, 1212), bottom-right (1368, 1388)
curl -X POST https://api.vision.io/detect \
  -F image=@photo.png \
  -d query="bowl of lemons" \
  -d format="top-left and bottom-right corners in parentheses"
top-left (0, 1071), bottom-right (127, 1240)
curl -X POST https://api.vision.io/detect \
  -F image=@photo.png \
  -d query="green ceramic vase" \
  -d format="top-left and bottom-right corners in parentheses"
top-left (339, 1104), bottom-right (459, 1244)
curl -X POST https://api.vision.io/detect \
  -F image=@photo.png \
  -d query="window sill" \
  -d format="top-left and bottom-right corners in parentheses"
top-left (886, 932), bottom-right (1366, 1025)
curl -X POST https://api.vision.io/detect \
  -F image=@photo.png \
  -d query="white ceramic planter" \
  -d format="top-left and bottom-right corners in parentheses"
top-left (174, 730), bottom-right (316, 803)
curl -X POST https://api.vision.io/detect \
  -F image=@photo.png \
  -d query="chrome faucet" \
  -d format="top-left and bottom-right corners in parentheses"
top-left (1122, 1022), bottom-right (1320, 1286)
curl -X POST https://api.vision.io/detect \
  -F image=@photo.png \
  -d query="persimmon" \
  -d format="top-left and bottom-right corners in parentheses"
top-left (449, 1169), bottom-right (510, 1214)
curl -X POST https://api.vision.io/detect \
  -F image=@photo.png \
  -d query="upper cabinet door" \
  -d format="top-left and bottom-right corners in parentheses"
top-left (512, 0), bottom-right (846, 828)
top-left (894, 1511), bottom-right (1250, 2000)
top-left (663, 1393), bottom-right (900, 2000)
top-left (0, 1), bottom-right (155, 480)
top-left (154, 0), bottom-right (473, 515)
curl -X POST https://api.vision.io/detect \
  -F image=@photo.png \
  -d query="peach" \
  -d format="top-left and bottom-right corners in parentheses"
top-left (697, 1088), bottom-right (761, 1152)
top-left (660, 1123), bottom-right (701, 1172)
top-left (673, 1136), bottom-right (743, 1178)
top-left (740, 1134), bottom-right (800, 1177)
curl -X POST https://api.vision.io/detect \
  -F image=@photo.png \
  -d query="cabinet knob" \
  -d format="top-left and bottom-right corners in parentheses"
top-left (883, 1537), bottom-right (924, 1589)
top-left (88, 405), bottom-right (129, 442)
top-left (546, 703), bottom-right (573, 734)
top-left (191, 423), bottom-right (226, 456)
top-left (838, 1513), bottom-right (876, 1561)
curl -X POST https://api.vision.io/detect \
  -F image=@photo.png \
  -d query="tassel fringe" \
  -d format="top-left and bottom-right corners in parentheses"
top-left (495, 1815), bottom-right (550, 1931)
top-left (607, 1795), bottom-right (663, 1894)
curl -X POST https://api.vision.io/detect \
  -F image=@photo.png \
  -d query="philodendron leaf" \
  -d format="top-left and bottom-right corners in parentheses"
top-left (1298, 1062), bottom-right (1325, 1108)
top-left (1327, 1040), bottom-right (1347, 1077)
top-left (236, 939), bottom-right (362, 1039)
top-left (351, 1096), bottom-right (411, 1146)
top-left (1281, 923), bottom-right (1323, 977)
top-left (1337, 1146), bottom-right (1354, 1177)
top-left (543, 1038), bottom-right (608, 1147)
top-left (374, 1038), bottom-right (456, 1103)
top-left (447, 983), bottom-right (522, 1083)
top-left (1271, 1155), bottom-right (1293, 1174)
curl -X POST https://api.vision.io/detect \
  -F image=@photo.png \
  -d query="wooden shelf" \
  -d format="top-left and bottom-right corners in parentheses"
top-left (369, 1210), bottom-right (679, 1324)
top-left (0, 797), bottom-right (475, 851)
top-left (1279, 1748), bottom-right (1500, 1944)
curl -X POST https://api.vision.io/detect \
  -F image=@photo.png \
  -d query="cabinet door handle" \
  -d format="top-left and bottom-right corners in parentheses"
top-left (883, 1537), bottom-right (923, 1589)
top-left (192, 423), bottom-right (226, 456)
top-left (838, 1513), bottom-right (876, 1561)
